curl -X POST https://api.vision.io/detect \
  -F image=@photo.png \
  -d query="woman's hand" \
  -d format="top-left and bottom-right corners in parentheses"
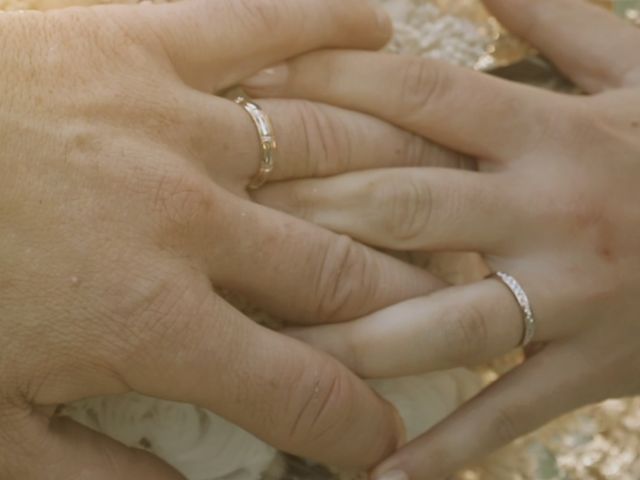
top-left (0, 1), bottom-right (466, 476)
top-left (244, 0), bottom-right (640, 477)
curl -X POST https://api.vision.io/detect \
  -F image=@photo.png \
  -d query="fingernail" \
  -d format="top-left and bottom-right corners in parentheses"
top-left (372, 469), bottom-right (408, 480)
top-left (375, 5), bottom-right (392, 32)
top-left (243, 64), bottom-right (288, 90)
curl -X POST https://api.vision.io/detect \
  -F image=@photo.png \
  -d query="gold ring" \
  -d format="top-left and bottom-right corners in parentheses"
top-left (234, 96), bottom-right (277, 190)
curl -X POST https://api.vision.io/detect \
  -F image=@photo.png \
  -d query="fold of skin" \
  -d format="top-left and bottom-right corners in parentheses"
top-left (63, 249), bottom-right (485, 480)
top-left (65, 369), bottom-right (482, 480)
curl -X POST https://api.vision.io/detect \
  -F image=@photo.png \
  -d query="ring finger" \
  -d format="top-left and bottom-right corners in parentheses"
top-left (176, 91), bottom-right (474, 194)
top-left (254, 168), bottom-right (519, 253)
top-left (286, 276), bottom-right (548, 378)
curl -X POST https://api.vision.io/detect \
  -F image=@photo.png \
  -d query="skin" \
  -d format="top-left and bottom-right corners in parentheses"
top-left (244, 0), bottom-right (640, 478)
top-left (0, 0), bottom-right (478, 477)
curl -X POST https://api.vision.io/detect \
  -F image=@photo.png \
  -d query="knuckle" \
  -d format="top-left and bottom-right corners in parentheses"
top-left (295, 101), bottom-right (350, 176)
top-left (399, 134), bottom-right (474, 170)
top-left (150, 171), bottom-right (218, 229)
top-left (285, 364), bottom-right (354, 446)
top-left (313, 236), bottom-right (378, 321)
top-left (129, 277), bottom-right (209, 350)
top-left (442, 303), bottom-right (488, 361)
top-left (397, 58), bottom-right (448, 119)
top-left (105, 272), bottom-right (210, 371)
top-left (374, 176), bottom-right (432, 246)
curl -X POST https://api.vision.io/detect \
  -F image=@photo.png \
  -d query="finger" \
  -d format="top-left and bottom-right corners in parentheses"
top-left (148, 174), bottom-right (445, 325)
top-left (254, 168), bottom-right (517, 253)
top-left (286, 279), bottom-right (532, 379)
top-left (144, 0), bottom-right (391, 91)
top-left (204, 97), bottom-right (474, 191)
top-left (242, 51), bottom-right (570, 160)
top-left (483, 0), bottom-right (640, 93)
top-left (120, 286), bottom-right (405, 469)
top-left (1, 411), bottom-right (184, 479)
top-left (172, 94), bottom-right (472, 195)
top-left (371, 344), bottom-right (602, 480)
top-left (205, 192), bottom-right (447, 324)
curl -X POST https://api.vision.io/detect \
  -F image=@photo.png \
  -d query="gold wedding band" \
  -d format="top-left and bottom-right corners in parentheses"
top-left (235, 96), bottom-right (277, 190)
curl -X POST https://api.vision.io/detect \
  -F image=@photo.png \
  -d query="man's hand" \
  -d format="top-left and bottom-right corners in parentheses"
top-left (0, 1), bottom-right (455, 477)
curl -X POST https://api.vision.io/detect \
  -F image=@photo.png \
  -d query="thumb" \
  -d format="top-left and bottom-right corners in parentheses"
top-left (140, 0), bottom-right (391, 91)
top-left (2, 410), bottom-right (185, 480)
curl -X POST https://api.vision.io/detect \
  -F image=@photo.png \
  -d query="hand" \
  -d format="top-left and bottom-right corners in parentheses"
top-left (243, 0), bottom-right (640, 477)
top-left (0, 1), bottom-right (462, 476)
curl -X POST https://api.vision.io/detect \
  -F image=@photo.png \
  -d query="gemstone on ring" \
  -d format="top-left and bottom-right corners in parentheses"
top-left (492, 272), bottom-right (536, 347)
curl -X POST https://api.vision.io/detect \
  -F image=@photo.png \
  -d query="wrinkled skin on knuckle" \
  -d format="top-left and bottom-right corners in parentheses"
top-left (312, 236), bottom-right (380, 322)
top-left (88, 267), bottom-right (220, 403)
top-left (399, 133), bottom-right (473, 170)
top-left (373, 175), bottom-right (431, 248)
top-left (294, 101), bottom-right (351, 177)
top-left (396, 58), bottom-right (449, 120)
top-left (125, 275), bottom-right (212, 364)
top-left (148, 170), bottom-right (221, 244)
top-left (282, 361), bottom-right (356, 455)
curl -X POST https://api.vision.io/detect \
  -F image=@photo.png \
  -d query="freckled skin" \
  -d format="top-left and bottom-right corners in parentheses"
top-left (0, 1), bottom-right (417, 477)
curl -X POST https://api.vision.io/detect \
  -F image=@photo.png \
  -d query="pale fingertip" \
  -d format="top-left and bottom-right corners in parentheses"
top-left (242, 63), bottom-right (289, 92)
top-left (374, 5), bottom-right (393, 42)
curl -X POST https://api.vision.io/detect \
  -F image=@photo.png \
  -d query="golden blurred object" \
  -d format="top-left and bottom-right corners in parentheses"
top-left (623, 7), bottom-right (640, 25)
top-left (433, 0), bottom-right (617, 70)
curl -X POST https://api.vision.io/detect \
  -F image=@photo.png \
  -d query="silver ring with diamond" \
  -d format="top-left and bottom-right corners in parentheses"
top-left (491, 272), bottom-right (536, 347)
top-left (235, 96), bottom-right (277, 190)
